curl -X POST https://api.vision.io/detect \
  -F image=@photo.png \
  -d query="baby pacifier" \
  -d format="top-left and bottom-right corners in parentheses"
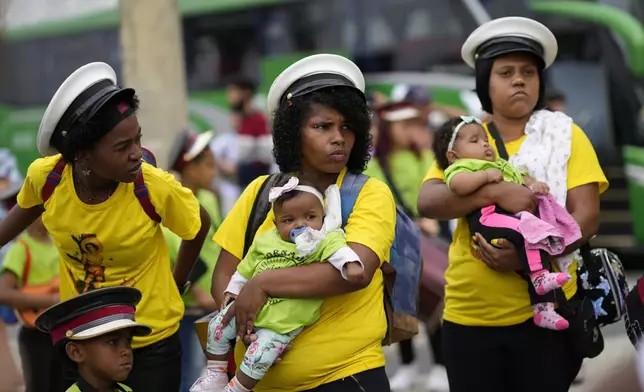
top-left (289, 226), bottom-right (308, 242)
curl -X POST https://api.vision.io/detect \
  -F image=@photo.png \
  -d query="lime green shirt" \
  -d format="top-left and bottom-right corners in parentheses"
top-left (239, 229), bottom-right (347, 334)
top-left (444, 158), bottom-right (526, 188)
top-left (1, 234), bottom-right (58, 287)
top-left (164, 189), bottom-right (222, 307)
top-left (65, 382), bottom-right (132, 391)
top-left (364, 150), bottom-right (434, 216)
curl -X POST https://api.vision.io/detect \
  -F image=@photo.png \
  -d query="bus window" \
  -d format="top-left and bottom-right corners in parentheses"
top-left (354, 0), bottom-right (477, 72)
top-left (183, 9), bottom-right (262, 91)
top-left (0, 29), bottom-right (119, 106)
top-left (260, 0), bottom-right (358, 57)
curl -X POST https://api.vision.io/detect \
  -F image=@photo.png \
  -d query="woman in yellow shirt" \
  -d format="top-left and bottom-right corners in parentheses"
top-left (418, 18), bottom-right (608, 392)
top-left (210, 54), bottom-right (396, 392)
top-left (0, 63), bottom-right (210, 392)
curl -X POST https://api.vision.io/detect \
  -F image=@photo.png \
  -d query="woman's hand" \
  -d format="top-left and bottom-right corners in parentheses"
top-left (220, 277), bottom-right (268, 339)
top-left (491, 182), bottom-right (537, 214)
top-left (472, 233), bottom-right (522, 272)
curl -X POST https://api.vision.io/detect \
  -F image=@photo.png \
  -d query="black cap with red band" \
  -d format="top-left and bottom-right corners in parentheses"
top-left (35, 286), bottom-right (151, 346)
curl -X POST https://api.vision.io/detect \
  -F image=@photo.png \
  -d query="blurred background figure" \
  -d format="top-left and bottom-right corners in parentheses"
top-left (0, 216), bottom-right (59, 392)
top-left (0, 149), bottom-right (24, 392)
top-left (546, 86), bottom-right (567, 113)
top-left (226, 76), bottom-right (273, 189)
top-left (166, 130), bottom-right (223, 392)
top-left (364, 100), bottom-right (448, 392)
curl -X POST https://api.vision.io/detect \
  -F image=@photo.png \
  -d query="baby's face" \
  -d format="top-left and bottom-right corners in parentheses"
top-left (274, 193), bottom-right (324, 242)
top-left (449, 124), bottom-right (496, 163)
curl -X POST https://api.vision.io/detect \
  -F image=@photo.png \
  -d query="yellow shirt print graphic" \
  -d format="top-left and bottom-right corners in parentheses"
top-left (66, 234), bottom-right (107, 293)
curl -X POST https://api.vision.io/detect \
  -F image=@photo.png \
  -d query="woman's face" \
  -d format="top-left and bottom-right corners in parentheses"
top-left (300, 104), bottom-right (356, 175)
top-left (81, 115), bottom-right (144, 183)
top-left (488, 53), bottom-right (540, 119)
top-left (388, 119), bottom-right (422, 149)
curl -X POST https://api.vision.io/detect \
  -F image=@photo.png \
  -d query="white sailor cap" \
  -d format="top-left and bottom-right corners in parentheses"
top-left (168, 130), bottom-right (215, 172)
top-left (37, 62), bottom-right (135, 157)
top-left (266, 54), bottom-right (365, 115)
top-left (461, 17), bottom-right (558, 69)
top-left (378, 101), bottom-right (420, 122)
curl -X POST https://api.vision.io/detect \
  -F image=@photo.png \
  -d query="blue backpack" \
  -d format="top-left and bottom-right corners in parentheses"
top-left (246, 173), bottom-right (423, 345)
top-left (340, 172), bottom-right (423, 345)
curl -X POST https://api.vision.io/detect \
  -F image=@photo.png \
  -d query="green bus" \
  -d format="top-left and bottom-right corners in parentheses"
top-left (0, 0), bottom-right (643, 259)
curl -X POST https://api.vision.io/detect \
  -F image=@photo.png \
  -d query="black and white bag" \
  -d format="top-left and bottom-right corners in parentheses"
top-left (577, 246), bottom-right (629, 326)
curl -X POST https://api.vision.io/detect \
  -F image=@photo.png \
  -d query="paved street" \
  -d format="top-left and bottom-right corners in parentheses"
top-left (382, 271), bottom-right (643, 392)
top-left (5, 272), bottom-right (642, 391)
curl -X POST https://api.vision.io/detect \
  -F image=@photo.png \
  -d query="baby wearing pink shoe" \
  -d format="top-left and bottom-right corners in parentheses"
top-left (434, 116), bottom-right (583, 331)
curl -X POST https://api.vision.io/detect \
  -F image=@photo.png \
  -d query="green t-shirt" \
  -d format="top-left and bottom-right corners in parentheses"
top-left (238, 228), bottom-right (347, 334)
top-left (444, 158), bottom-right (526, 189)
top-left (0, 234), bottom-right (58, 287)
top-left (65, 382), bottom-right (132, 391)
top-left (164, 189), bottom-right (223, 307)
top-left (364, 150), bottom-right (434, 216)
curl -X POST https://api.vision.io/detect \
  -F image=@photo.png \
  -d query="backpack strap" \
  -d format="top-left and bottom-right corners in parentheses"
top-left (487, 122), bottom-right (509, 160)
top-left (134, 171), bottom-right (162, 223)
top-left (17, 239), bottom-right (31, 288)
top-left (340, 172), bottom-right (369, 228)
top-left (133, 147), bottom-right (162, 223)
top-left (42, 157), bottom-right (67, 203)
top-left (243, 173), bottom-right (291, 258)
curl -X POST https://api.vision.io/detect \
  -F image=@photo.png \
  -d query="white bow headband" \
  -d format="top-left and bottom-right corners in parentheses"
top-left (447, 115), bottom-right (484, 151)
top-left (268, 177), bottom-right (324, 206)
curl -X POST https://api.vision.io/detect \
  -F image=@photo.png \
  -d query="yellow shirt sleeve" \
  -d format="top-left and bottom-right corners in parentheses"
top-left (567, 124), bottom-right (609, 193)
top-left (145, 164), bottom-right (201, 240)
top-left (345, 177), bottom-right (396, 263)
top-left (17, 156), bottom-right (61, 209)
top-left (422, 161), bottom-right (445, 183)
top-left (213, 176), bottom-right (269, 260)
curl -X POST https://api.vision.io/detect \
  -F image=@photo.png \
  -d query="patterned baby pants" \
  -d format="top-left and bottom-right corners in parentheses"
top-left (206, 303), bottom-right (302, 380)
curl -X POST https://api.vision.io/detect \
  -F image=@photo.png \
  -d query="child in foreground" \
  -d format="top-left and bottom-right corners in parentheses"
top-left (190, 176), bottom-right (364, 392)
top-left (433, 116), bottom-right (576, 331)
top-left (35, 286), bottom-right (152, 392)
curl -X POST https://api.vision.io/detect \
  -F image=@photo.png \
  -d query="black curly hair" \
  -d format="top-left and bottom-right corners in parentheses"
top-left (272, 87), bottom-right (372, 174)
top-left (51, 94), bottom-right (140, 162)
top-left (433, 116), bottom-right (466, 170)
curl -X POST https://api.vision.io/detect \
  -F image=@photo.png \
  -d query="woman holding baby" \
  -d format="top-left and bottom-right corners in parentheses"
top-left (418, 17), bottom-right (608, 392)
top-left (207, 54), bottom-right (396, 392)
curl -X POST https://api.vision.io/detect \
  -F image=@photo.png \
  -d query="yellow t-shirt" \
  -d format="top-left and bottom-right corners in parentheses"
top-left (423, 124), bottom-right (608, 327)
top-left (213, 169), bottom-right (396, 391)
top-left (17, 155), bottom-right (201, 348)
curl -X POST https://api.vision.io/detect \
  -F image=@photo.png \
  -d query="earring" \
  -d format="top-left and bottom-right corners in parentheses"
top-left (82, 167), bottom-right (91, 176)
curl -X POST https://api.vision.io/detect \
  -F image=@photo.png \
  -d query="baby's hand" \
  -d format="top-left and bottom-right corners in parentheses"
top-left (344, 262), bottom-right (364, 284)
top-left (485, 168), bottom-right (504, 183)
top-left (529, 181), bottom-right (550, 195)
top-left (220, 292), bottom-right (237, 312)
